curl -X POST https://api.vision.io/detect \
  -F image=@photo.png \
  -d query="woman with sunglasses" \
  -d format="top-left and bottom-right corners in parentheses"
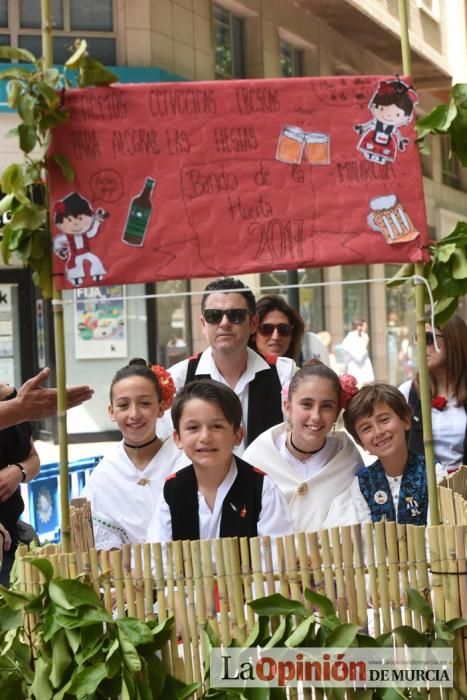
top-left (398, 315), bottom-right (467, 472)
top-left (249, 295), bottom-right (305, 362)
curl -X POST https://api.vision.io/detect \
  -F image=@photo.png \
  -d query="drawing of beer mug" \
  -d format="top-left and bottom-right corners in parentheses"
top-left (304, 132), bottom-right (330, 165)
top-left (368, 194), bottom-right (419, 244)
top-left (276, 126), bottom-right (305, 164)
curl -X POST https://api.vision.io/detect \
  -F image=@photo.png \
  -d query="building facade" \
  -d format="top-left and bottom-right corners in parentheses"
top-left (0, 0), bottom-right (466, 440)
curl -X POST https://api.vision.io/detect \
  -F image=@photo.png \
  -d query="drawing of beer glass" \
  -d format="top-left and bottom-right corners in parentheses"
top-left (304, 132), bottom-right (330, 164)
top-left (276, 126), bottom-right (305, 164)
top-left (368, 194), bottom-right (419, 244)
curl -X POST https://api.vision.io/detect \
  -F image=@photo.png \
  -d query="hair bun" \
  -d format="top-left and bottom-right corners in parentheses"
top-left (128, 357), bottom-right (148, 367)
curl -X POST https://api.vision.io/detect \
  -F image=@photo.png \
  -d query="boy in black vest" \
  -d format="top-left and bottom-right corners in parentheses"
top-left (148, 379), bottom-right (293, 542)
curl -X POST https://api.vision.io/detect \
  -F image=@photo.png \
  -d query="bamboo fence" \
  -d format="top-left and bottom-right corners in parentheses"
top-left (14, 471), bottom-right (466, 697)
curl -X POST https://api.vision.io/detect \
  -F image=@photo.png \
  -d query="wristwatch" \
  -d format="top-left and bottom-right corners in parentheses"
top-left (12, 462), bottom-right (27, 483)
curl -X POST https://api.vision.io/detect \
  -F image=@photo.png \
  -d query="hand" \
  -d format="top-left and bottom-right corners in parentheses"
top-left (0, 523), bottom-right (11, 551)
top-left (0, 466), bottom-right (22, 502)
top-left (16, 368), bottom-right (94, 421)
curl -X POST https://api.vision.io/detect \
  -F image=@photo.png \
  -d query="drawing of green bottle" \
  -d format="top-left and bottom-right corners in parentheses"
top-left (122, 177), bottom-right (156, 246)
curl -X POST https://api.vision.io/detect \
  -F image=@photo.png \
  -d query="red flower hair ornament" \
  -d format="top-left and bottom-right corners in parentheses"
top-left (339, 374), bottom-right (359, 409)
top-left (54, 201), bottom-right (65, 215)
top-left (151, 365), bottom-right (175, 411)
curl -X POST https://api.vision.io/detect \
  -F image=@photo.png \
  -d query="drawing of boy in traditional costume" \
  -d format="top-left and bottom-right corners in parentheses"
top-left (53, 192), bottom-right (108, 286)
top-left (354, 78), bottom-right (417, 165)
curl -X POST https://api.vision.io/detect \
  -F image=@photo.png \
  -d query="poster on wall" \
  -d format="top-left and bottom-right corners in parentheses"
top-left (48, 74), bottom-right (429, 289)
top-left (74, 285), bottom-right (127, 359)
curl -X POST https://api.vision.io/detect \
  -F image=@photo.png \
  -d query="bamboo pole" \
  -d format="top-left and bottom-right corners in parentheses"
top-left (398, 0), bottom-right (439, 525)
top-left (41, 0), bottom-right (72, 552)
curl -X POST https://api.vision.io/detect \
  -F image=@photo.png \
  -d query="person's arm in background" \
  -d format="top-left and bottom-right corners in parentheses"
top-left (0, 441), bottom-right (40, 502)
top-left (0, 368), bottom-right (93, 429)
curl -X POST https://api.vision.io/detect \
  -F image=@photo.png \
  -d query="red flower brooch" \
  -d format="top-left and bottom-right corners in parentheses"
top-left (431, 395), bottom-right (448, 411)
top-left (151, 365), bottom-right (175, 411)
top-left (339, 373), bottom-right (359, 409)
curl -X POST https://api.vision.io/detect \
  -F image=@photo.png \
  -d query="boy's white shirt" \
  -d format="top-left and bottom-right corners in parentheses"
top-left (147, 457), bottom-right (294, 543)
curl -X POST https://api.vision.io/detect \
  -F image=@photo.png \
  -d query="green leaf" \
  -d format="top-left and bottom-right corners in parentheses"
top-left (18, 124), bottom-right (37, 153)
top-left (0, 603), bottom-right (22, 632)
top-left (66, 662), bottom-right (108, 697)
top-left (434, 620), bottom-right (455, 641)
top-left (249, 593), bottom-right (307, 617)
top-left (446, 617), bottom-right (467, 632)
top-left (39, 108), bottom-right (69, 131)
top-left (0, 46), bottom-right (37, 63)
top-left (451, 248), bottom-right (467, 279)
top-left (0, 193), bottom-right (15, 216)
top-left (285, 614), bottom-right (315, 647)
top-left (17, 93), bottom-right (36, 125)
top-left (0, 67), bottom-right (32, 81)
top-left (390, 625), bottom-right (429, 647)
top-left (150, 615), bottom-right (175, 648)
top-left (53, 154), bottom-right (74, 183)
top-left (406, 588), bottom-right (434, 622)
top-left (264, 614), bottom-right (292, 649)
top-left (75, 623), bottom-right (106, 663)
top-left (49, 628), bottom-right (72, 689)
top-left (118, 628), bottom-right (142, 672)
top-left (29, 656), bottom-right (53, 700)
top-left (243, 616), bottom-right (270, 648)
top-left (386, 262), bottom-right (414, 288)
top-left (1, 163), bottom-right (26, 199)
top-left (145, 654), bottom-right (166, 698)
top-left (35, 82), bottom-right (61, 109)
top-left (0, 585), bottom-right (33, 609)
top-left (117, 617), bottom-right (154, 646)
top-left (436, 243), bottom-right (457, 263)
top-left (48, 578), bottom-right (104, 610)
top-left (30, 557), bottom-right (54, 581)
top-left (54, 606), bottom-right (111, 628)
top-left (64, 627), bottom-right (81, 654)
top-left (325, 623), bottom-right (359, 648)
top-left (304, 589), bottom-right (337, 618)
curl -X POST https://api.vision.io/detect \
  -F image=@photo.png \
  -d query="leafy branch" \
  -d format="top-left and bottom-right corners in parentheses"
top-left (0, 40), bottom-right (117, 298)
top-left (388, 84), bottom-right (467, 324)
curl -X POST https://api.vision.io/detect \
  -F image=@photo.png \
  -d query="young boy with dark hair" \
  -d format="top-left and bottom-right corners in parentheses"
top-left (343, 382), bottom-right (432, 525)
top-left (148, 379), bottom-right (293, 542)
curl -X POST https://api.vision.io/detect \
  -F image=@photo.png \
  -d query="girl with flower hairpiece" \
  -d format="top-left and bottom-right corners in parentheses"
top-left (242, 360), bottom-right (364, 533)
top-left (82, 358), bottom-right (187, 550)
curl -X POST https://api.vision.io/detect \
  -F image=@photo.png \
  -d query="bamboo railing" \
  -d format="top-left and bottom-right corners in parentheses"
top-left (15, 471), bottom-right (466, 696)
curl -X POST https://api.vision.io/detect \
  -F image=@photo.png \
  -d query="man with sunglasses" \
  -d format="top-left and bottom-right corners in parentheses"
top-left (167, 277), bottom-right (296, 452)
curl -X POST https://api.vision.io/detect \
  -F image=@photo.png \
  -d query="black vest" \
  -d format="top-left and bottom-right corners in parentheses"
top-left (163, 456), bottom-right (264, 541)
top-left (407, 384), bottom-right (467, 466)
top-left (185, 352), bottom-right (283, 446)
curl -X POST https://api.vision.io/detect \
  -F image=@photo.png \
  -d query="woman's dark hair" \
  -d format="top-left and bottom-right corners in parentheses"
top-left (413, 314), bottom-right (467, 405)
top-left (171, 379), bottom-right (243, 433)
top-left (109, 358), bottom-right (162, 403)
top-left (249, 294), bottom-right (305, 361)
top-left (372, 80), bottom-right (415, 117)
top-left (55, 192), bottom-right (93, 224)
top-left (288, 359), bottom-right (342, 408)
top-left (343, 383), bottom-right (411, 446)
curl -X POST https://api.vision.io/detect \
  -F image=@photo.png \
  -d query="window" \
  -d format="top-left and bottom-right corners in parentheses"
top-left (1, 0), bottom-right (116, 64)
top-left (280, 40), bottom-right (303, 78)
top-left (440, 136), bottom-right (462, 190)
top-left (213, 4), bottom-right (244, 79)
top-left (385, 264), bottom-right (416, 386)
top-left (416, 0), bottom-right (440, 22)
top-left (341, 265), bottom-right (369, 334)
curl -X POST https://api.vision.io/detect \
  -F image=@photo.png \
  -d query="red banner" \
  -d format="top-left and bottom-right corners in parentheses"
top-left (48, 75), bottom-right (429, 289)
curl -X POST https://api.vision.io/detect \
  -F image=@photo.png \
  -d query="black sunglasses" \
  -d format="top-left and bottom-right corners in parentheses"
top-left (257, 323), bottom-right (294, 338)
top-left (412, 331), bottom-right (443, 346)
top-left (203, 308), bottom-right (251, 325)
